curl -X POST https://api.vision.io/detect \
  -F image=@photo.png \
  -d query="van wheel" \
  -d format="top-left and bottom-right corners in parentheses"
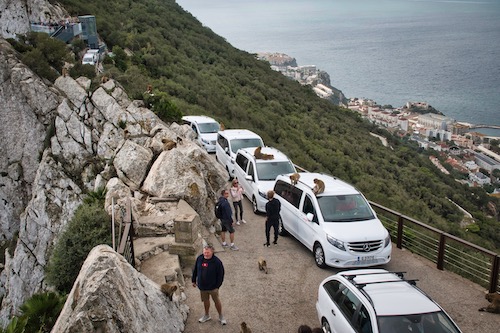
top-left (252, 196), bottom-right (258, 214)
top-left (226, 166), bottom-right (233, 181)
top-left (322, 318), bottom-right (332, 333)
top-left (314, 243), bottom-right (327, 268)
top-left (278, 217), bottom-right (288, 236)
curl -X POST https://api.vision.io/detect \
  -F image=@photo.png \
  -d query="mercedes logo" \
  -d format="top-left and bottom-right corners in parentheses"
top-left (363, 243), bottom-right (371, 252)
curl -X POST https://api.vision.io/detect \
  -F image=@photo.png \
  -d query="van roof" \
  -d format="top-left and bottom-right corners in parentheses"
top-left (181, 115), bottom-right (218, 124)
top-left (218, 129), bottom-right (263, 140)
top-left (239, 146), bottom-right (292, 163)
top-left (280, 172), bottom-right (360, 196)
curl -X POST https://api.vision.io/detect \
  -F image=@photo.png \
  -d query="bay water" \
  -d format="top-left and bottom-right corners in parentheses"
top-left (176, 0), bottom-right (500, 132)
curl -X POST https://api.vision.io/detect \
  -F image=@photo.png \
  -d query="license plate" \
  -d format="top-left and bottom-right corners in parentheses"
top-left (358, 256), bottom-right (374, 262)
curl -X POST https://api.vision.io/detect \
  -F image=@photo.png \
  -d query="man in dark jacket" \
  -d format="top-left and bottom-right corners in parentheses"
top-left (192, 244), bottom-right (227, 325)
top-left (264, 190), bottom-right (281, 247)
top-left (217, 189), bottom-right (239, 251)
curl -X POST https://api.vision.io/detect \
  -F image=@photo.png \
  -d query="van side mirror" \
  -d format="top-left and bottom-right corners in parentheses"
top-left (225, 147), bottom-right (230, 155)
top-left (245, 175), bottom-right (253, 182)
top-left (306, 213), bottom-right (314, 221)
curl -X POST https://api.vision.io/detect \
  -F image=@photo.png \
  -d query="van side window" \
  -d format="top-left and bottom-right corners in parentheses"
top-left (274, 180), bottom-right (301, 207)
top-left (217, 135), bottom-right (228, 149)
top-left (236, 154), bottom-right (248, 171)
top-left (303, 195), bottom-right (318, 223)
top-left (191, 124), bottom-right (198, 134)
top-left (290, 187), bottom-right (303, 209)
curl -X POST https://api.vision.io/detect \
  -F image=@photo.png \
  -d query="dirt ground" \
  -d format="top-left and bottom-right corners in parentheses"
top-left (181, 199), bottom-right (500, 333)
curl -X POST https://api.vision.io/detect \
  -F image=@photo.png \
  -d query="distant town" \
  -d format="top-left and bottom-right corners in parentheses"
top-left (258, 53), bottom-right (500, 194)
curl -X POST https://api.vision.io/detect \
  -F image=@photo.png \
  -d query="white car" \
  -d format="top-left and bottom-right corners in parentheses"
top-left (216, 129), bottom-right (264, 179)
top-left (274, 172), bottom-right (391, 268)
top-left (316, 269), bottom-right (462, 333)
top-left (233, 146), bottom-right (296, 213)
top-left (181, 115), bottom-right (220, 152)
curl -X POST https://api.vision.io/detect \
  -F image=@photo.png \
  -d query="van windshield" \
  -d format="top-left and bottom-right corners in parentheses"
top-left (317, 194), bottom-right (375, 222)
top-left (198, 122), bottom-right (220, 133)
top-left (256, 162), bottom-right (296, 181)
top-left (230, 139), bottom-right (264, 153)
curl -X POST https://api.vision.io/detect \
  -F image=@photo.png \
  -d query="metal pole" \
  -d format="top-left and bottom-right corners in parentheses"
top-left (112, 197), bottom-right (115, 251)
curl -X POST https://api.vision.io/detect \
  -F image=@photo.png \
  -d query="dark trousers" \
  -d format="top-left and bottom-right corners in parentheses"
top-left (265, 219), bottom-right (279, 244)
top-left (233, 200), bottom-right (243, 220)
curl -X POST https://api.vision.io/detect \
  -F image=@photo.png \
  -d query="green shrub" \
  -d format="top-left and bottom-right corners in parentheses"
top-left (0, 316), bottom-right (27, 333)
top-left (69, 63), bottom-right (96, 79)
top-left (143, 91), bottom-right (182, 122)
top-left (21, 49), bottom-right (58, 82)
top-left (19, 292), bottom-right (66, 333)
top-left (45, 202), bottom-right (111, 293)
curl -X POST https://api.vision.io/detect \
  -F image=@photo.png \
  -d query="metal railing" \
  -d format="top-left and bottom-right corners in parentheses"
top-left (117, 198), bottom-right (136, 268)
top-left (370, 201), bottom-right (499, 293)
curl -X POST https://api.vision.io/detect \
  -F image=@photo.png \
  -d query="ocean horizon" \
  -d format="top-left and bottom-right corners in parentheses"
top-left (176, 0), bottom-right (500, 133)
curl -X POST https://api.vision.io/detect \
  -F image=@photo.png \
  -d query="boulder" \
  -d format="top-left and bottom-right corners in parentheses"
top-left (51, 245), bottom-right (187, 333)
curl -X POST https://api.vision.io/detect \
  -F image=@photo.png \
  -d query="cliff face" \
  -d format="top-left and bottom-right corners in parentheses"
top-left (0, 0), bottom-right (67, 39)
top-left (0, 37), bottom-right (227, 325)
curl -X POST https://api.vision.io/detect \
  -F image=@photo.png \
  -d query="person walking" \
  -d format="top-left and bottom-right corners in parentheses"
top-left (217, 189), bottom-right (239, 250)
top-left (264, 190), bottom-right (281, 247)
top-left (230, 178), bottom-right (246, 225)
top-left (191, 244), bottom-right (227, 325)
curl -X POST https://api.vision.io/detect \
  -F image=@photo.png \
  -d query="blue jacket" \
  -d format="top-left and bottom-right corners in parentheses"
top-left (218, 196), bottom-right (233, 221)
top-left (192, 254), bottom-right (224, 291)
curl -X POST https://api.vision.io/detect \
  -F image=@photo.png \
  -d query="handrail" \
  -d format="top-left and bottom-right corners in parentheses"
top-left (369, 200), bottom-right (499, 293)
top-left (117, 198), bottom-right (136, 268)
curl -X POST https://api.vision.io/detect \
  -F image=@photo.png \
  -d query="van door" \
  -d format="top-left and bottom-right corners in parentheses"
top-left (297, 194), bottom-right (320, 250)
top-left (274, 181), bottom-right (300, 237)
top-left (234, 153), bottom-right (252, 200)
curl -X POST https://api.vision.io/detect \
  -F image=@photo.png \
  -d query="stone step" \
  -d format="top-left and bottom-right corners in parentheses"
top-left (140, 251), bottom-right (184, 287)
top-left (134, 235), bottom-right (175, 265)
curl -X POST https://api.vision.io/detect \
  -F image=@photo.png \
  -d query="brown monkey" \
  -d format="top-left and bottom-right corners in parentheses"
top-left (313, 178), bottom-right (325, 195)
top-left (478, 292), bottom-right (500, 314)
top-left (100, 75), bottom-right (109, 83)
top-left (240, 321), bottom-right (252, 333)
top-left (254, 146), bottom-right (274, 160)
top-left (160, 282), bottom-right (178, 301)
top-left (62, 67), bottom-right (68, 77)
top-left (162, 138), bottom-right (177, 150)
top-left (258, 256), bottom-right (268, 274)
top-left (290, 173), bottom-right (300, 185)
top-left (146, 84), bottom-right (153, 94)
top-left (220, 122), bottom-right (225, 131)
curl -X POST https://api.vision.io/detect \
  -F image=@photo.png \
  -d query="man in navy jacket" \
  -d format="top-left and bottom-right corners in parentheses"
top-left (218, 189), bottom-right (239, 251)
top-left (192, 244), bottom-right (227, 325)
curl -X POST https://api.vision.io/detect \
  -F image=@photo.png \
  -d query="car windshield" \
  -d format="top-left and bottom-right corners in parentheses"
top-left (197, 122), bottom-right (220, 133)
top-left (230, 139), bottom-right (263, 153)
top-left (83, 56), bottom-right (93, 62)
top-left (317, 194), bottom-right (375, 222)
top-left (377, 312), bottom-right (461, 333)
top-left (256, 162), bottom-right (296, 181)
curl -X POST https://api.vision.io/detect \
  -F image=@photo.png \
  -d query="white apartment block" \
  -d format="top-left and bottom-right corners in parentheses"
top-left (418, 113), bottom-right (455, 131)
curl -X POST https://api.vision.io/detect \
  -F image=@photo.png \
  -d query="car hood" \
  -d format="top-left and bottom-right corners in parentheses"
top-left (322, 219), bottom-right (388, 242)
top-left (257, 180), bottom-right (276, 194)
top-left (200, 132), bottom-right (217, 141)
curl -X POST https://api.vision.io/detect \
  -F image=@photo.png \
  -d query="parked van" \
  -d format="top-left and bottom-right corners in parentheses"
top-left (216, 129), bottom-right (264, 178)
top-left (182, 115), bottom-right (220, 152)
top-left (82, 49), bottom-right (101, 65)
top-left (274, 172), bottom-right (392, 268)
top-left (233, 147), bottom-right (296, 213)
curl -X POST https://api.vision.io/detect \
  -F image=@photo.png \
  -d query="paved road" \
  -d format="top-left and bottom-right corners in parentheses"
top-left (182, 198), bottom-right (499, 333)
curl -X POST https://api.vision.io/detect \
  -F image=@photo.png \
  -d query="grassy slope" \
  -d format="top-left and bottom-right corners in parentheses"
top-left (53, 0), bottom-right (499, 250)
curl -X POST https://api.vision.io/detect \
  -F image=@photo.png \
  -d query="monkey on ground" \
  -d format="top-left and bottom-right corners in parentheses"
top-left (254, 146), bottom-right (274, 160)
top-left (290, 173), bottom-right (300, 185)
top-left (312, 178), bottom-right (325, 195)
top-left (62, 67), bottom-right (68, 77)
top-left (100, 75), bottom-right (109, 83)
top-left (160, 282), bottom-right (178, 301)
top-left (478, 292), bottom-right (500, 314)
top-left (240, 321), bottom-right (252, 333)
top-left (162, 138), bottom-right (177, 151)
top-left (258, 256), bottom-right (268, 274)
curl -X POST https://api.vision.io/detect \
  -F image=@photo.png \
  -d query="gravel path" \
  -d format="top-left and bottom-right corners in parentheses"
top-left (181, 199), bottom-right (499, 333)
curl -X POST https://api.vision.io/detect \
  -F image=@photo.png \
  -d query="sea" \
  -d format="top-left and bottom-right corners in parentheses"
top-left (176, 0), bottom-right (500, 136)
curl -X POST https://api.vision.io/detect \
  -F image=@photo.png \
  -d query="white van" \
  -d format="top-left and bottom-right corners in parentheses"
top-left (182, 115), bottom-right (220, 152)
top-left (216, 129), bottom-right (264, 178)
top-left (233, 146), bottom-right (296, 213)
top-left (274, 172), bottom-right (392, 268)
top-left (82, 52), bottom-right (97, 65)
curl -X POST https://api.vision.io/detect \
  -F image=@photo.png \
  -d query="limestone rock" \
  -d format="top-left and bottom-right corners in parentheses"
top-left (51, 245), bottom-right (186, 333)
top-left (114, 140), bottom-right (153, 191)
top-left (142, 142), bottom-right (227, 225)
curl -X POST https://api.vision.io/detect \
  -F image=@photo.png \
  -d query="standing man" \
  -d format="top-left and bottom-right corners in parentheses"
top-left (264, 190), bottom-right (281, 247)
top-left (192, 244), bottom-right (227, 325)
top-left (218, 189), bottom-right (239, 251)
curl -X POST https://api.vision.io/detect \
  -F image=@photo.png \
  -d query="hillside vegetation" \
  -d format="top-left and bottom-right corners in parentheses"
top-left (53, 0), bottom-right (499, 249)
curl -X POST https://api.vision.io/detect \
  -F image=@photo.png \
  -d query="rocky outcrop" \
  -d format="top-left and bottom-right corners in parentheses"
top-left (51, 245), bottom-right (187, 333)
top-left (0, 38), bottom-right (60, 241)
top-left (0, 0), bottom-right (67, 39)
top-left (0, 38), bottom-right (227, 324)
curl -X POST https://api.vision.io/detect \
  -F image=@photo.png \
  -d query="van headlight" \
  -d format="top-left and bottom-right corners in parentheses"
top-left (201, 138), bottom-right (210, 144)
top-left (258, 190), bottom-right (267, 199)
top-left (384, 234), bottom-right (391, 247)
top-left (327, 234), bottom-right (346, 251)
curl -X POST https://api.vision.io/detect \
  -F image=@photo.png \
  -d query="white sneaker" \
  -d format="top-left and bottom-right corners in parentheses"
top-left (230, 244), bottom-right (239, 251)
top-left (236, 221), bottom-right (241, 225)
top-left (219, 315), bottom-right (227, 325)
top-left (241, 219), bottom-right (247, 224)
top-left (199, 314), bottom-right (211, 323)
